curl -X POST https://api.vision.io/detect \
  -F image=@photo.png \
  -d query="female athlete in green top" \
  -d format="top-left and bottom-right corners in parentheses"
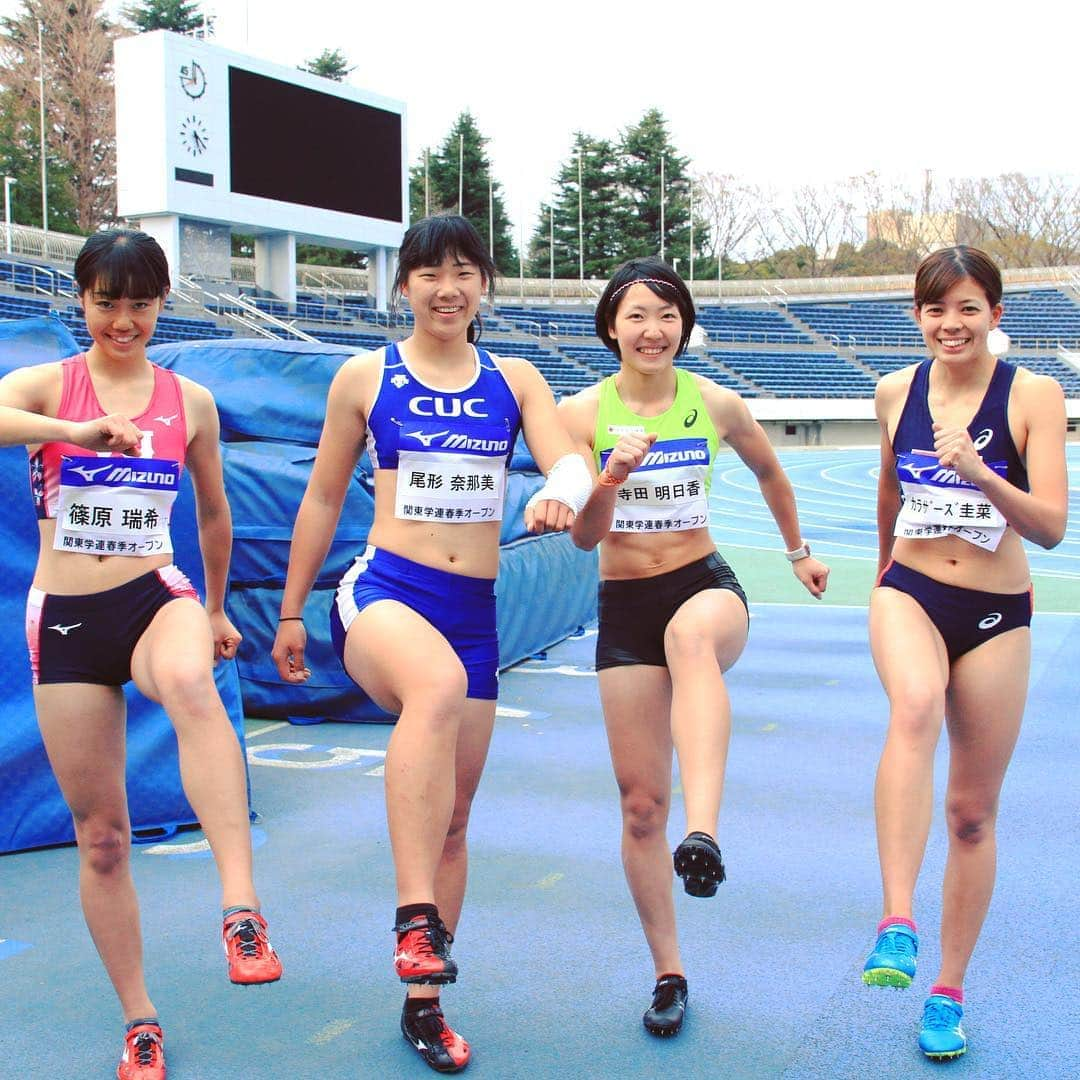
top-left (559, 257), bottom-right (828, 1038)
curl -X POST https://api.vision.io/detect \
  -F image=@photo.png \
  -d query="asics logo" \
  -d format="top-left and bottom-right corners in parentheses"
top-left (683, 409), bottom-right (698, 428)
top-left (48, 622), bottom-right (82, 635)
top-left (978, 612), bottom-right (1002, 630)
top-left (408, 396), bottom-right (488, 419)
top-left (70, 464), bottom-right (111, 481)
top-left (404, 429), bottom-right (450, 447)
top-left (154, 413), bottom-right (179, 426)
top-left (972, 428), bottom-right (993, 451)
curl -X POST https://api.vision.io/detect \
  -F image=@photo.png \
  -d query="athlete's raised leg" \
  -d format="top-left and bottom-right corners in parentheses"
top-left (34, 683), bottom-right (155, 1023)
top-left (937, 628), bottom-right (1029, 988)
top-left (340, 598), bottom-right (469, 908)
top-left (131, 598), bottom-right (256, 909)
top-left (663, 588), bottom-right (748, 839)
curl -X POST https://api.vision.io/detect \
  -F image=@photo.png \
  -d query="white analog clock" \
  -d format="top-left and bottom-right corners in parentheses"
top-left (179, 115), bottom-right (209, 157)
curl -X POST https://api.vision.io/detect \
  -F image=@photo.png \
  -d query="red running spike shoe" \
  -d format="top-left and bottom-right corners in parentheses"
top-left (401, 1002), bottom-right (471, 1073)
top-left (222, 910), bottom-right (283, 985)
top-left (117, 1022), bottom-right (165, 1080)
top-left (393, 914), bottom-right (458, 985)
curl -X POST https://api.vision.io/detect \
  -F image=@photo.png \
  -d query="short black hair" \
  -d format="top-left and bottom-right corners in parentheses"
top-left (74, 229), bottom-right (171, 298)
top-left (594, 257), bottom-right (696, 357)
top-left (392, 214), bottom-right (497, 343)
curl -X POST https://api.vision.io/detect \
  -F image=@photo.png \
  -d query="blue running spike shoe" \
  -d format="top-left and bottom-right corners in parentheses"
top-left (919, 994), bottom-right (967, 1059)
top-left (862, 923), bottom-right (917, 988)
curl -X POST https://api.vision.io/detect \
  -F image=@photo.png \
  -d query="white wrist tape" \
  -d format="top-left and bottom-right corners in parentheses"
top-left (525, 453), bottom-right (593, 516)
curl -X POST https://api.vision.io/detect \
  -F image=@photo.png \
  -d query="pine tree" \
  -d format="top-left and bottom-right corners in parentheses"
top-left (616, 108), bottom-right (701, 271)
top-left (407, 111), bottom-right (517, 275)
top-left (122, 0), bottom-right (210, 34)
top-left (527, 133), bottom-right (622, 279)
top-left (299, 48), bottom-right (353, 82)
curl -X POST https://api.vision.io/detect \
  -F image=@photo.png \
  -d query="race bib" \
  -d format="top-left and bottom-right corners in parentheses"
top-left (602, 437), bottom-right (711, 533)
top-left (894, 451), bottom-right (1007, 551)
top-left (394, 422), bottom-right (511, 523)
top-left (54, 454), bottom-right (180, 556)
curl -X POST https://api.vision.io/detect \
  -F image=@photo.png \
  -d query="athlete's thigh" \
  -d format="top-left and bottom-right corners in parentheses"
top-left (343, 599), bottom-right (467, 717)
top-left (945, 628), bottom-right (1030, 791)
top-left (598, 664), bottom-right (674, 795)
top-left (129, 596), bottom-right (215, 704)
top-left (869, 586), bottom-right (950, 703)
top-left (664, 587), bottom-right (748, 673)
top-left (33, 682), bottom-right (129, 821)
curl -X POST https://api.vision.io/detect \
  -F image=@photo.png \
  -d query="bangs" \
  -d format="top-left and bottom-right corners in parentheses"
top-left (402, 216), bottom-right (492, 278)
top-left (89, 248), bottom-right (167, 299)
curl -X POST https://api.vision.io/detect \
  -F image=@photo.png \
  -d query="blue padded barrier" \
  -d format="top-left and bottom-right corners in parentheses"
top-left (0, 320), bottom-right (247, 854)
top-left (149, 338), bottom-right (356, 445)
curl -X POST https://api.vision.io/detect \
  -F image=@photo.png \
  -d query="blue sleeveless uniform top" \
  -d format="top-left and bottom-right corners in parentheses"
top-left (366, 342), bottom-right (522, 524)
top-left (893, 359), bottom-right (1028, 492)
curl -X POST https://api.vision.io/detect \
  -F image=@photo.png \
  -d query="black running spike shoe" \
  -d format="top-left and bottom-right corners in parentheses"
top-left (401, 1001), bottom-right (471, 1072)
top-left (393, 914), bottom-right (458, 984)
top-left (643, 974), bottom-right (688, 1037)
top-left (673, 832), bottom-right (726, 897)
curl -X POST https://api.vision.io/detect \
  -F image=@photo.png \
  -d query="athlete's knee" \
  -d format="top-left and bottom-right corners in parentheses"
top-left (75, 818), bottom-right (130, 875)
top-left (664, 621), bottom-right (717, 664)
top-left (154, 658), bottom-right (218, 713)
top-left (402, 668), bottom-right (469, 724)
top-left (887, 688), bottom-right (945, 743)
top-left (945, 794), bottom-right (998, 845)
top-left (619, 786), bottom-right (669, 841)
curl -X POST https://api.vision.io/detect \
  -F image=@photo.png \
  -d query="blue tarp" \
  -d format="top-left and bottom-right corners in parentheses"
top-left (0, 320), bottom-right (246, 854)
top-left (149, 337), bottom-right (598, 724)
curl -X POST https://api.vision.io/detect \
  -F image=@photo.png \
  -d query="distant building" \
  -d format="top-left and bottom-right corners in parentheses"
top-left (867, 211), bottom-right (986, 254)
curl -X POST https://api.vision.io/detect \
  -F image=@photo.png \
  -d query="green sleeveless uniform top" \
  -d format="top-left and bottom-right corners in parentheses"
top-left (593, 368), bottom-right (720, 533)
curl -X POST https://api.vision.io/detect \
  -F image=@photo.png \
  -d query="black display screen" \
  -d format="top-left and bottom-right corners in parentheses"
top-left (228, 67), bottom-right (402, 222)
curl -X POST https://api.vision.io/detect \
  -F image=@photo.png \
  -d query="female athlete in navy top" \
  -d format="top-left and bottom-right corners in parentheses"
top-left (864, 246), bottom-right (1067, 1060)
top-left (272, 214), bottom-right (585, 1074)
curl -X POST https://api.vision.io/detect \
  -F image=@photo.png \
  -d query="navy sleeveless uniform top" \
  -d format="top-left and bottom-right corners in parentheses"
top-left (893, 358), bottom-right (1028, 491)
top-left (366, 342), bottom-right (522, 523)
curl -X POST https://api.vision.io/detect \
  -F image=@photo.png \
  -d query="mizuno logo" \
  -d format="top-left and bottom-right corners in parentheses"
top-left (48, 622), bottom-right (82, 635)
top-left (70, 464), bottom-right (111, 482)
top-left (683, 409), bottom-right (698, 428)
top-left (978, 612), bottom-right (1003, 630)
top-left (442, 433), bottom-right (510, 452)
top-left (641, 448), bottom-right (708, 467)
top-left (103, 466), bottom-right (178, 486)
top-left (404, 429), bottom-right (450, 447)
top-left (902, 460), bottom-right (941, 479)
top-left (154, 413), bottom-right (179, 426)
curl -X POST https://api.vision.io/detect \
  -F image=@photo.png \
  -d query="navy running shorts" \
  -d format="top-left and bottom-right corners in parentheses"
top-left (330, 545), bottom-right (499, 700)
top-left (596, 551), bottom-right (748, 671)
top-left (25, 564), bottom-right (200, 686)
top-left (876, 560), bottom-right (1032, 663)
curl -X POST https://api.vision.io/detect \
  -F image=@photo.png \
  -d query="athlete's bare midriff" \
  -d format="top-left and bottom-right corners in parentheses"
top-left (369, 477), bottom-right (502, 578)
top-left (891, 529), bottom-right (1031, 594)
top-left (32, 520), bottom-right (175, 594)
top-left (598, 526), bottom-right (717, 582)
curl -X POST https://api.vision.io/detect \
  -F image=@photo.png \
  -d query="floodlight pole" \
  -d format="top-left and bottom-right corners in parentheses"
top-left (458, 134), bottom-right (463, 214)
top-left (37, 20), bottom-right (48, 257)
top-left (4, 177), bottom-right (16, 255)
top-left (549, 205), bottom-right (554, 305)
top-left (488, 172), bottom-right (493, 258)
top-left (659, 154), bottom-right (665, 261)
top-left (689, 177), bottom-right (694, 285)
top-left (577, 147), bottom-right (584, 297)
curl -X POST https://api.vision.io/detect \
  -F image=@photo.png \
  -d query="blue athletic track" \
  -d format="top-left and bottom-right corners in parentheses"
top-left (2, 447), bottom-right (1077, 1079)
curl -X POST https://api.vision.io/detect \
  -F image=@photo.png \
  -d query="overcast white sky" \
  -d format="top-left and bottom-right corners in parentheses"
top-left (3, 0), bottom-right (1077, 241)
